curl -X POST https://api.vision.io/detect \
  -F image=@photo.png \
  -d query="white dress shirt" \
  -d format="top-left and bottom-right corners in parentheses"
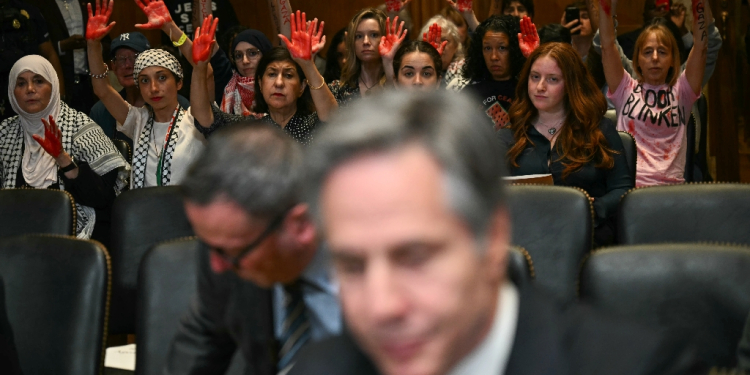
top-left (447, 281), bottom-right (520, 375)
top-left (55, 0), bottom-right (88, 74)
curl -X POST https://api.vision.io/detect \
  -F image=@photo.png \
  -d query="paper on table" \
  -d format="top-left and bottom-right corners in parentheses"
top-left (105, 344), bottom-right (136, 371)
top-left (502, 174), bottom-right (553, 185)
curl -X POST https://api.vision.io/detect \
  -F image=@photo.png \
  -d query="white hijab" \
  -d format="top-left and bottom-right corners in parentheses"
top-left (7, 55), bottom-right (61, 188)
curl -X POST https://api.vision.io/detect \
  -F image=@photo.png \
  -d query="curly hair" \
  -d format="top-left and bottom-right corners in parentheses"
top-left (463, 15), bottom-right (525, 82)
top-left (507, 42), bottom-right (615, 179)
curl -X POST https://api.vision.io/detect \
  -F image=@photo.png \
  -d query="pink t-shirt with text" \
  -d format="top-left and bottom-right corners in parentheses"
top-left (608, 71), bottom-right (700, 187)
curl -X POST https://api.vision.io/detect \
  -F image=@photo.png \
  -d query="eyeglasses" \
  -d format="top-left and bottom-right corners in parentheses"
top-left (111, 54), bottom-right (139, 67)
top-left (210, 208), bottom-right (290, 269)
top-left (233, 49), bottom-right (262, 61)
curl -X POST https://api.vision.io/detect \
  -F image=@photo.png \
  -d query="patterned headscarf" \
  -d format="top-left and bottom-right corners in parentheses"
top-left (7, 55), bottom-right (61, 188)
top-left (221, 30), bottom-right (272, 116)
top-left (133, 49), bottom-right (183, 88)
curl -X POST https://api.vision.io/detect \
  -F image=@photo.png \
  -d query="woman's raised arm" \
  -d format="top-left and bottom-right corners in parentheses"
top-left (280, 11), bottom-right (338, 121)
top-left (86, 0), bottom-right (129, 125)
top-left (684, 0), bottom-right (711, 95)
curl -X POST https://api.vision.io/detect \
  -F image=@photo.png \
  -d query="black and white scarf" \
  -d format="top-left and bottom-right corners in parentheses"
top-left (130, 106), bottom-right (185, 189)
top-left (0, 103), bottom-right (130, 237)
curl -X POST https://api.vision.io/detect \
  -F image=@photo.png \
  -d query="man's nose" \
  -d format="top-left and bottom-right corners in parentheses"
top-left (366, 262), bottom-right (408, 324)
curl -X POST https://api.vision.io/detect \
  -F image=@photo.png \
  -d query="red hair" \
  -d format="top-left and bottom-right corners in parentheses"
top-left (507, 42), bottom-right (615, 179)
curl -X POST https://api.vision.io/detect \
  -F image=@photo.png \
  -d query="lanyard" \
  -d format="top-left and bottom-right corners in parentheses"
top-left (153, 106), bottom-right (180, 186)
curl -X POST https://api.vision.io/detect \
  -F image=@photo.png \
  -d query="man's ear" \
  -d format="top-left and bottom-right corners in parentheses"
top-left (283, 203), bottom-right (317, 246)
top-left (485, 208), bottom-right (511, 282)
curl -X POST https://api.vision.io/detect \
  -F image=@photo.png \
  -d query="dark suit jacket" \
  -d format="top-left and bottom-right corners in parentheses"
top-left (26, 0), bottom-right (85, 85)
top-left (164, 246), bottom-right (276, 375)
top-left (289, 284), bottom-right (703, 375)
top-left (24, 0), bottom-right (109, 86)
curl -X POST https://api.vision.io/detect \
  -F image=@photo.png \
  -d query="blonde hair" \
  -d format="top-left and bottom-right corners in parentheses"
top-left (632, 24), bottom-right (681, 86)
top-left (340, 8), bottom-right (387, 89)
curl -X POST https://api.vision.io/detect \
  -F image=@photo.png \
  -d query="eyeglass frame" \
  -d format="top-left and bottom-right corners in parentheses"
top-left (233, 48), bottom-right (262, 62)
top-left (111, 53), bottom-right (140, 67)
top-left (209, 206), bottom-right (292, 269)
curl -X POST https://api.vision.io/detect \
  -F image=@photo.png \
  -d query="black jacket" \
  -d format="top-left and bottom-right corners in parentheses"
top-left (164, 246), bottom-right (276, 375)
top-left (288, 284), bottom-right (703, 375)
top-left (497, 118), bottom-right (633, 226)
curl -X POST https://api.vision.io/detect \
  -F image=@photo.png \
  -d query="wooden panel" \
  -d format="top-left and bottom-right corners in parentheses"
top-left (105, 0), bottom-right (655, 52)
top-left (708, 0), bottom-right (741, 181)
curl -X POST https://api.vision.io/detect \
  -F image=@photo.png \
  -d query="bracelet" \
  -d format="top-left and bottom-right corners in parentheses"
top-left (306, 78), bottom-right (326, 90)
top-left (89, 63), bottom-right (109, 79)
top-left (59, 160), bottom-right (78, 173)
top-left (173, 33), bottom-right (188, 47)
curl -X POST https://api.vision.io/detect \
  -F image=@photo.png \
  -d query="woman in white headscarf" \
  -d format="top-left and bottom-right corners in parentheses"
top-left (0, 55), bottom-right (130, 240)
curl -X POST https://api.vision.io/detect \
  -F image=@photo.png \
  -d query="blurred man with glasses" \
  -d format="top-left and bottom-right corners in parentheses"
top-left (89, 32), bottom-right (189, 147)
top-left (164, 122), bottom-right (341, 374)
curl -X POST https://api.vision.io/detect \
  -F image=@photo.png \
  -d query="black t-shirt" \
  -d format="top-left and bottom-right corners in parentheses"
top-left (465, 78), bottom-right (517, 130)
top-left (161, 0), bottom-right (239, 46)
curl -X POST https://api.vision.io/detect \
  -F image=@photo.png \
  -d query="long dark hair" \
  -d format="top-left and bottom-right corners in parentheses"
top-left (463, 15), bottom-right (525, 82)
top-left (323, 28), bottom-right (347, 83)
top-left (507, 43), bottom-right (615, 179)
top-left (253, 47), bottom-right (314, 115)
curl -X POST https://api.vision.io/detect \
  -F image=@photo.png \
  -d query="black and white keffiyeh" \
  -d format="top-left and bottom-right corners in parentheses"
top-left (133, 49), bottom-right (183, 88)
top-left (0, 103), bottom-right (130, 238)
top-left (130, 106), bottom-right (185, 188)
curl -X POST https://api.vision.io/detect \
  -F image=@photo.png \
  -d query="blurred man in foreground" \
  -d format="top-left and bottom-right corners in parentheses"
top-left (291, 90), bottom-right (700, 375)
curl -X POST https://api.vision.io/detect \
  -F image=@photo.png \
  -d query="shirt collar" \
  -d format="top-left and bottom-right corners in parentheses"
top-left (446, 281), bottom-right (519, 375)
top-left (298, 242), bottom-right (337, 296)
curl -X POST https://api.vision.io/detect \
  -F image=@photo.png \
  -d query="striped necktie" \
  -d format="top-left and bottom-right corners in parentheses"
top-left (277, 280), bottom-right (311, 372)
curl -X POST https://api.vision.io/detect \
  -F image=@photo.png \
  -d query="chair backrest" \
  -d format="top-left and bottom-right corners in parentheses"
top-left (604, 109), bottom-right (618, 123)
top-left (136, 237), bottom-right (200, 375)
top-left (506, 185), bottom-right (592, 303)
top-left (0, 235), bottom-right (110, 375)
top-left (508, 246), bottom-right (535, 286)
top-left (112, 138), bottom-right (132, 161)
top-left (109, 186), bottom-right (195, 334)
top-left (579, 243), bottom-right (750, 368)
top-left (617, 183), bottom-right (750, 245)
top-left (617, 131), bottom-right (636, 187)
top-left (0, 189), bottom-right (75, 237)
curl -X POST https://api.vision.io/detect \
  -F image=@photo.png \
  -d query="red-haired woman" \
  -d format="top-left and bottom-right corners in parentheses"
top-left (497, 42), bottom-right (632, 245)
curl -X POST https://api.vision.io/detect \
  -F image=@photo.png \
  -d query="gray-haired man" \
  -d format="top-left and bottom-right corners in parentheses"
top-left (165, 122), bottom-right (340, 374)
top-left (290, 90), bottom-right (699, 375)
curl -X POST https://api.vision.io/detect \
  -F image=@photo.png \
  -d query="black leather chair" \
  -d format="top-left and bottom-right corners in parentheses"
top-left (109, 186), bottom-right (195, 334)
top-left (506, 185), bottom-right (592, 303)
top-left (136, 237), bottom-right (199, 375)
top-left (579, 243), bottom-right (750, 368)
top-left (508, 246), bottom-right (534, 286)
top-left (618, 131), bottom-right (636, 187)
top-left (0, 188), bottom-right (75, 237)
top-left (617, 183), bottom-right (750, 245)
top-left (112, 138), bottom-right (132, 161)
top-left (0, 235), bottom-right (110, 375)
